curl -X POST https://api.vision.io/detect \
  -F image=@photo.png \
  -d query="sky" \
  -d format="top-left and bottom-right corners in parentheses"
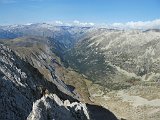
top-left (0, 0), bottom-right (160, 28)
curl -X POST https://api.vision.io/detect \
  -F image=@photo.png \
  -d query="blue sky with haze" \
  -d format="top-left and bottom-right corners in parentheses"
top-left (0, 0), bottom-right (160, 25)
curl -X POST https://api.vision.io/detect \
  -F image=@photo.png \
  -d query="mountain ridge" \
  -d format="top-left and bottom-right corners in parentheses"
top-left (0, 43), bottom-right (118, 120)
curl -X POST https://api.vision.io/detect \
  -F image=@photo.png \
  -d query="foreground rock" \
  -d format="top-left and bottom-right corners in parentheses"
top-left (27, 94), bottom-right (89, 120)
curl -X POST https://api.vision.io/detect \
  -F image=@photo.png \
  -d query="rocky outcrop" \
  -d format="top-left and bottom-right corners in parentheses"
top-left (27, 94), bottom-right (89, 120)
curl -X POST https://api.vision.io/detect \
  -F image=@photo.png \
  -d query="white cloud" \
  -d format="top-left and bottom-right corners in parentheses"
top-left (49, 20), bottom-right (95, 27)
top-left (111, 19), bottom-right (160, 29)
top-left (25, 23), bottom-right (33, 25)
top-left (73, 20), bottom-right (80, 24)
top-left (88, 22), bottom-right (95, 26)
top-left (73, 20), bottom-right (95, 26)
top-left (55, 21), bottom-right (63, 25)
top-left (112, 23), bottom-right (124, 28)
top-left (45, 19), bottom-right (160, 29)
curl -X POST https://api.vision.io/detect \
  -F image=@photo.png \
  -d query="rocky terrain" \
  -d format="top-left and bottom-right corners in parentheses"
top-left (0, 23), bottom-right (160, 120)
top-left (0, 43), bottom-right (79, 119)
top-left (66, 29), bottom-right (160, 86)
top-left (0, 42), bottom-right (117, 120)
top-left (65, 29), bottom-right (160, 120)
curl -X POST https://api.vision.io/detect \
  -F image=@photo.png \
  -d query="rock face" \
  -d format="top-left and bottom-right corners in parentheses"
top-left (0, 44), bottom-right (118, 120)
top-left (0, 44), bottom-right (36, 119)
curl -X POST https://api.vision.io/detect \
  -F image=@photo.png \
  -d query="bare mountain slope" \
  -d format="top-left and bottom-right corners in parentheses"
top-left (65, 29), bottom-right (160, 88)
top-left (65, 29), bottom-right (160, 120)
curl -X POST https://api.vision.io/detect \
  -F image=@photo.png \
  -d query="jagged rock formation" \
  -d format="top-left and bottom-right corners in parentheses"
top-left (0, 44), bottom-right (118, 120)
top-left (27, 94), bottom-right (90, 120)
